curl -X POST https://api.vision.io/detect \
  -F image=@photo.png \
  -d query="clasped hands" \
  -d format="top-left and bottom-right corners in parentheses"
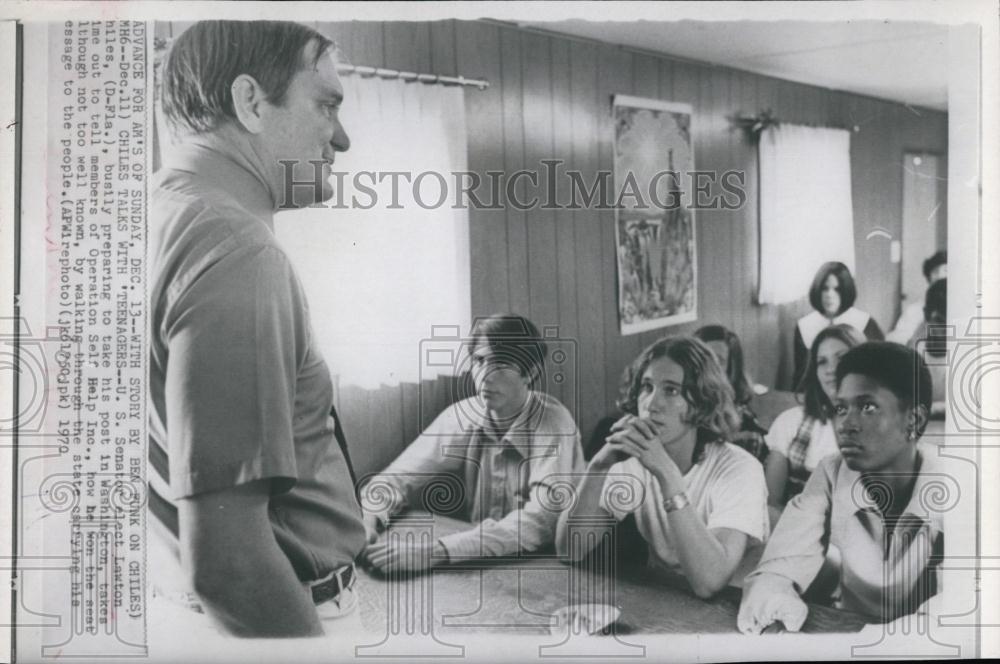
top-left (358, 510), bottom-right (448, 574)
top-left (592, 414), bottom-right (683, 487)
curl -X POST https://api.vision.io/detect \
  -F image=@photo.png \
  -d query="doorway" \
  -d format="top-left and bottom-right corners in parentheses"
top-left (900, 151), bottom-right (947, 319)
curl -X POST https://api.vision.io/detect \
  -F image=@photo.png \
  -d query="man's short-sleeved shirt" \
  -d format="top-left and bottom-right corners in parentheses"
top-left (599, 442), bottom-right (769, 576)
top-left (148, 142), bottom-right (365, 581)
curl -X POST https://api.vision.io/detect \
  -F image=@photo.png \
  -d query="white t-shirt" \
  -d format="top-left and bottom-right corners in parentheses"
top-left (599, 442), bottom-right (769, 575)
top-left (765, 406), bottom-right (839, 472)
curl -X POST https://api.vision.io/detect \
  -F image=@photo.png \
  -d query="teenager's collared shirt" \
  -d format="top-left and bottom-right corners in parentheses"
top-left (367, 391), bottom-right (583, 562)
top-left (745, 445), bottom-right (944, 621)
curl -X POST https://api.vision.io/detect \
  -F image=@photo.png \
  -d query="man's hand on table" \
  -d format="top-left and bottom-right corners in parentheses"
top-left (737, 576), bottom-right (809, 635)
top-left (362, 538), bottom-right (449, 574)
top-left (362, 510), bottom-right (385, 544)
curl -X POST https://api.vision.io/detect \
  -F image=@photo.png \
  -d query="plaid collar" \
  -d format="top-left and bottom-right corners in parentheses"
top-left (786, 413), bottom-right (815, 474)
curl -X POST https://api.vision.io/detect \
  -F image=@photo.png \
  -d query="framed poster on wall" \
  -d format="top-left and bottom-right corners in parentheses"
top-left (613, 95), bottom-right (697, 335)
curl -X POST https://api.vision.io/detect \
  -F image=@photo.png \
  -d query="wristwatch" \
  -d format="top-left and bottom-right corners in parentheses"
top-left (663, 491), bottom-right (691, 513)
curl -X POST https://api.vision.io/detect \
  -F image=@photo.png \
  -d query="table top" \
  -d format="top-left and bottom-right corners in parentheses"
top-left (354, 514), bottom-right (870, 636)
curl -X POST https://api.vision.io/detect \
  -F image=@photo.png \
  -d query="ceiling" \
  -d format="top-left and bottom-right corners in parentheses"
top-left (518, 20), bottom-right (949, 112)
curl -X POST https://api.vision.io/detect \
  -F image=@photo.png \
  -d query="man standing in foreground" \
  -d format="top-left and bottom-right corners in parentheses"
top-left (148, 20), bottom-right (365, 637)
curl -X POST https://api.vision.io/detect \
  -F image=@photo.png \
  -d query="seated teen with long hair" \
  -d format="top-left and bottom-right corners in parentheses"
top-left (555, 336), bottom-right (769, 599)
top-left (694, 324), bottom-right (770, 463)
top-left (764, 324), bottom-right (865, 523)
top-left (739, 342), bottom-right (943, 633)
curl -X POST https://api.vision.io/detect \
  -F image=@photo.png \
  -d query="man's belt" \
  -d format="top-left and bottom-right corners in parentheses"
top-left (308, 563), bottom-right (355, 606)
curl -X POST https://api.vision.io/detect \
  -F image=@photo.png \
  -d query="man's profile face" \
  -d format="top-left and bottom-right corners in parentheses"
top-left (927, 264), bottom-right (947, 283)
top-left (257, 39), bottom-right (349, 208)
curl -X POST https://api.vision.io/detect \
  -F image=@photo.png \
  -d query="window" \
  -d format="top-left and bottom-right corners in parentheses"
top-left (275, 76), bottom-right (472, 388)
top-left (757, 124), bottom-right (855, 305)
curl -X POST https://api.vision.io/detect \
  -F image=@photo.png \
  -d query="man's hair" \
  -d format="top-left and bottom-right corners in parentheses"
top-left (161, 20), bottom-right (335, 135)
top-left (808, 261), bottom-right (857, 315)
top-left (836, 341), bottom-right (933, 436)
top-left (468, 314), bottom-right (547, 382)
top-left (618, 336), bottom-right (740, 459)
top-left (693, 324), bottom-right (754, 406)
top-left (923, 279), bottom-right (948, 358)
top-left (922, 250), bottom-right (947, 281)
top-left (798, 323), bottom-right (866, 422)
top-left (924, 278), bottom-right (947, 320)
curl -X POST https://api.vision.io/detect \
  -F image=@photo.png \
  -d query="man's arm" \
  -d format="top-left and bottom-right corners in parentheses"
top-left (667, 453), bottom-right (768, 599)
top-left (362, 406), bottom-right (465, 524)
top-left (178, 480), bottom-right (322, 637)
top-left (360, 408), bottom-right (468, 569)
top-left (739, 458), bottom-right (835, 633)
top-left (440, 434), bottom-right (585, 562)
top-left (746, 457), bottom-right (833, 588)
top-left (367, 430), bottom-right (587, 571)
top-left (555, 460), bottom-right (617, 561)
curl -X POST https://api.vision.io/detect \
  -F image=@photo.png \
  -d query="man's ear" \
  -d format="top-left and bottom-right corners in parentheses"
top-left (522, 364), bottom-right (540, 388)
top-left (230, 74), bottom-right (268, 134)
top-left (909, 404), bottom-right (929, 439)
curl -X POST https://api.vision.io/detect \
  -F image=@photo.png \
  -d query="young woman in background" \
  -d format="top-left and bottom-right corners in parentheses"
top-left (765, 324), bottom-right (865, 521)
top-left (793, 262), bottom-right (883, 386)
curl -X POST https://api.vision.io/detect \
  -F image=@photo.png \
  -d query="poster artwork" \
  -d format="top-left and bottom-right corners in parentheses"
top-left (613, 95), bottom-right (697, 335)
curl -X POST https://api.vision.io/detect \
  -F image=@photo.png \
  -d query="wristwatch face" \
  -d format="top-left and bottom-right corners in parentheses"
top-left (663, 492), bottom-right (690, 513)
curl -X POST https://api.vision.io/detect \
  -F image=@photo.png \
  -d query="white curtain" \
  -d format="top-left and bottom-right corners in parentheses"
top-left (275, 77), bottom-right (471, 388)
top-left (757, 124), bottom-right (855, 305)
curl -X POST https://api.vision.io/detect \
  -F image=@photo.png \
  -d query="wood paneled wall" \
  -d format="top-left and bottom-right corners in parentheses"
top-left (159, 21), bottom-right (949, 475)
top-left (316, 19), bottom-right (947, 458)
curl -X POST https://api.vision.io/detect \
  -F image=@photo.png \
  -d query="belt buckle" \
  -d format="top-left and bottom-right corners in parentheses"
top-left (310, 563), bottom-right (355, 606)
top-left (337, 563), bottom-right (356, 593)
